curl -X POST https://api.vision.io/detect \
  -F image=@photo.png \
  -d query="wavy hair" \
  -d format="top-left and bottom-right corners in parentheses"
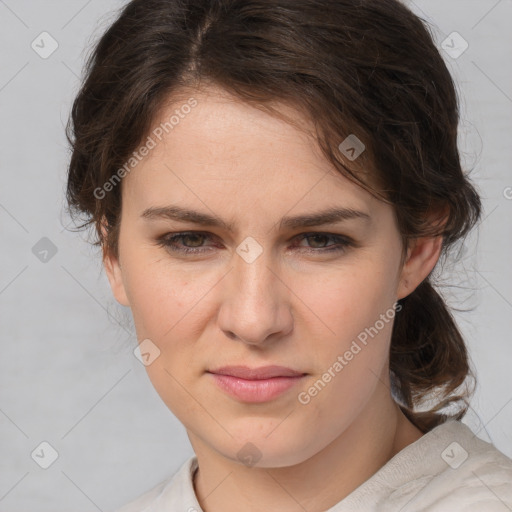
top-left (65, 0), bottom-right (482, 433)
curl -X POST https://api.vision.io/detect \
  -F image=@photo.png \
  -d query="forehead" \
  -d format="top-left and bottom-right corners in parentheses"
top-left (121, 86), bottom-right (377, 217)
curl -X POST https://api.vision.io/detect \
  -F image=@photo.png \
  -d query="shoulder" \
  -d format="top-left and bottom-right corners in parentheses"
top-left (353, 419), bottom-right (512, 512)
top-left (411, 420), bottom-right (512, 511)
top-left (111, 478), bottom-right (171, 512)
top-left (109, 456), bottom-right (198, 512)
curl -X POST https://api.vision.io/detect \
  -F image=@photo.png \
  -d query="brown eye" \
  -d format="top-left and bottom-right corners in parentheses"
top-left (155, 231), bottom-right (354, 257)
top-left (294, 232), bottom-right (353, 253)
top-left (156, 231), bottom-right (217, 254)
top-left (180, 233), bottom-right (206, 247)
top-left (304, 234), bottom-right (331, 248)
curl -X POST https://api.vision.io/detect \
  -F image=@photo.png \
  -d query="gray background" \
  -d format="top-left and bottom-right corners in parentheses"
top-left (0, 0), bottom-right (511, 510)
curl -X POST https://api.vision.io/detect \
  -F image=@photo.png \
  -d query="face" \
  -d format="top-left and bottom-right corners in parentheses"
top-left (104, 85), bottom-right (440, 468)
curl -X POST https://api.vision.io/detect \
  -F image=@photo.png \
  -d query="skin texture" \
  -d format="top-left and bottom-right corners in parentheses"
top-left (103, 85), bottom-right (443, 512)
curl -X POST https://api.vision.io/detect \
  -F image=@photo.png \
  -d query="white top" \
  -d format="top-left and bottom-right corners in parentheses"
top-left (112, 419), bottom-right (512, 511)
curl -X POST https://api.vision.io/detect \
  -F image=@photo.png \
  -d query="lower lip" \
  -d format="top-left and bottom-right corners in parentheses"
top-left (209, 373), bottom-right (305, 403)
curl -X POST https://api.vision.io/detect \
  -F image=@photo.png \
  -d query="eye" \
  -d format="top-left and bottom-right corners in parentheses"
top-left (292, 232), bottom-right (354, 253)
top-left (155, 231), bottom-right (354, 256)
top-left (155, 231), bottom-right (217, 255)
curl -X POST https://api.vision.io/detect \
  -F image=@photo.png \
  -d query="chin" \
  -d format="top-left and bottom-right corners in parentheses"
top-left (215, 424), bottom-right (317, 469)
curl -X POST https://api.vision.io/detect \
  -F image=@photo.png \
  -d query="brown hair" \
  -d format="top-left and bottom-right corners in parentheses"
top-left (65, 0), bottom-right (482, 433)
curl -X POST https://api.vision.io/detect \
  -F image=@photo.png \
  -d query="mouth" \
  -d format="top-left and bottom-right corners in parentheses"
top-left (207, 365), bottom-right (307, 403)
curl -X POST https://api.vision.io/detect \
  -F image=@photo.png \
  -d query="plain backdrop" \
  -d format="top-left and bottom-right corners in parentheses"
top-left (0, 1), bottom-right (511, 510)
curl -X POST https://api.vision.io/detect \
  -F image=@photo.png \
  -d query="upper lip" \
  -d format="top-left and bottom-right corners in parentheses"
top-left (208, 365), bottom-right (305, 380)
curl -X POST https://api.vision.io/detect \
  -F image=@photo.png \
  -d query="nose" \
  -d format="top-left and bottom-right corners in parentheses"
top-left (217, 246), bottom-right (294, 346)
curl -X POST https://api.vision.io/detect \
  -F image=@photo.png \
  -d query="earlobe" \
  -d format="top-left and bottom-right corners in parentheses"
top-left (101, 221), bottom-right (130, 307)
top-left (397, 235), bottom-right (443, 300)
top-left (103, 251), bottom-right (130, 307)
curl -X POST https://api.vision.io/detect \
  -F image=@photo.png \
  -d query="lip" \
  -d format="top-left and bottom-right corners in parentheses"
top-left (209, 365), bottom-right (305, 379)
top-left (207, 365), bottom-right (306, 403)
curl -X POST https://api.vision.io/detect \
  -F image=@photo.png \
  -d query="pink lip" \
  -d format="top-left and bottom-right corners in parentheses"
top-left (209, 365), bottom-right (304, 379)
top-left (207, 365), bottom-right (306, 403)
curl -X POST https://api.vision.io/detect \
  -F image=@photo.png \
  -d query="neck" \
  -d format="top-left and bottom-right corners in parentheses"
top-left (189, 386), bottom-right (424, 512)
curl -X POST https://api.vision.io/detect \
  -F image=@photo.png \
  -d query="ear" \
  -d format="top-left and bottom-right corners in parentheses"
top-left (101, 219), bottom-right (130, 307)
top-left (396, 206), bottom-right (449, 300)
top-left (396, 234), bottom-right (443, 301)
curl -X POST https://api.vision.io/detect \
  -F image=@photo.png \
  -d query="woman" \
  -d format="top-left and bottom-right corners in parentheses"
top-left (65, 0), bottom-right (512, 510)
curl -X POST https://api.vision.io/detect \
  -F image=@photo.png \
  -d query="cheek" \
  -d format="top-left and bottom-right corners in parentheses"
top-left (121, 248), bottom-right (204, 337)
top-left (122, 260), bottom-right (213, 418)
top-left (124, 246), bottom-right (399, 351)
top-left (125, 270), bottom-right (180, 339)
top-left (293, 259), bottom-right (399, 402)
top-left (294, 269), bottom-right (397, 420)
top-left (298, 261), bottom-right (398, 341)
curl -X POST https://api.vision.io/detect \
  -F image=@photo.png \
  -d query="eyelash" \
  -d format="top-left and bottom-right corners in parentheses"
top-left (155, 231), bottom-right (354, 255)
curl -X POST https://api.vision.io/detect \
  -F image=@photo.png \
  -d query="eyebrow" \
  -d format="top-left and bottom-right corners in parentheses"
top-left (141, 205), bottom-right (371, 230)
